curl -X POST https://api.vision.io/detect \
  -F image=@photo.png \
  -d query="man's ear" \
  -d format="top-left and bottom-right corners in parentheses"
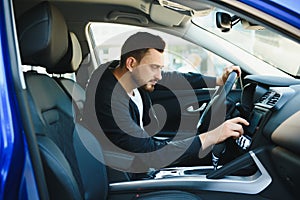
top-left (125, 57), bottom-right (137, 72)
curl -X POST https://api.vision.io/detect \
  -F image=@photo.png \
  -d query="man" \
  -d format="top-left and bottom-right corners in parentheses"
top-left (83, 32), bottom-right (248, 173)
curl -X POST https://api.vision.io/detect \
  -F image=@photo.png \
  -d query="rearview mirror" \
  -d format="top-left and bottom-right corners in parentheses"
top-left (216, 12), bottom-right (231, 32)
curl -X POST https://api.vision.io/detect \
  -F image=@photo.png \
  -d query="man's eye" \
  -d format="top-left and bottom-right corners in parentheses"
top-left (151, 65), bottom-right (163, 69)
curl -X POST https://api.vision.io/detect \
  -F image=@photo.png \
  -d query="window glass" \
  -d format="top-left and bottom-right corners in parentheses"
top-left (21, 65), bottom-right (75, 80)
top-left (89, 23), bottom-right (231, 77)
top-left (193, 9), bottom-right (300, 76)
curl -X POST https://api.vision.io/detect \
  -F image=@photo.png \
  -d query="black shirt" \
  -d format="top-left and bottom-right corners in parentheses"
top-left (83, 60), bottom-right (217, 172)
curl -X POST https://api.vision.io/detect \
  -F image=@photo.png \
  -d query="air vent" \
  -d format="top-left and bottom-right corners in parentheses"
top-left (257, 91), bottom-right (281, 107)
top-left (258, 91), bottom-right (272, 103)
top-left (266, 93), bottom-right (281, 106)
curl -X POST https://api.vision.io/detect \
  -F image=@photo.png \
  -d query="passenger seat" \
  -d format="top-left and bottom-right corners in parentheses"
top-left (18, 2), bottom-right (107, 199)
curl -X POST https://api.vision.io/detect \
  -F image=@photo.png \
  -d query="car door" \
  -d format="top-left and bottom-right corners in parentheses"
top-left (1, 0), bottom-right (43, 199)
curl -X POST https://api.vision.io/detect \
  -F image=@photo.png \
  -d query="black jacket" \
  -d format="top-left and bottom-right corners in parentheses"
top-left (83, 60), bottom-right (217, 172)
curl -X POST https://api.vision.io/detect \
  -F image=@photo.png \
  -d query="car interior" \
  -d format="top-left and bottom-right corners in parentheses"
top-left (10, 0), bottom-right (300, 200)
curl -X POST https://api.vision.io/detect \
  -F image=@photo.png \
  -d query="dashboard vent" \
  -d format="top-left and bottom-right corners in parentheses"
top-left (258, 91), bottom-right (271, 103)
top-left (258, 91), bottom-right (281, 107)
top-left (266, 93), bottom-right (281, 106)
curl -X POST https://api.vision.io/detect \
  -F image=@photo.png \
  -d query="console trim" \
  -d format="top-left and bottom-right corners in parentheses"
top-left (109, 151), bottom-right (272, 194)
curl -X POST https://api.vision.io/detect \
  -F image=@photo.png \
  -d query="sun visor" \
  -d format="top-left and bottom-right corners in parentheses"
top-left (157, 0), bottom-right (214, 17)
top-left (150, 3), bottom-right (187, 27)
top-left (150, 0), bottom-right (214, 26)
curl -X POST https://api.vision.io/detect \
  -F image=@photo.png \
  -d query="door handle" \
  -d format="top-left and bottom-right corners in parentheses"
top-left (186, 103), bottom-right (207, 113)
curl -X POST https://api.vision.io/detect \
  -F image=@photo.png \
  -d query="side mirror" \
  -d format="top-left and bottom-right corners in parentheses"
top-left (216, 12), bottom-right (232, 32)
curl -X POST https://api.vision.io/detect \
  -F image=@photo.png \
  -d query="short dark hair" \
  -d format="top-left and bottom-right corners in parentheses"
top-left (120, 32), bottom-right (165, 67)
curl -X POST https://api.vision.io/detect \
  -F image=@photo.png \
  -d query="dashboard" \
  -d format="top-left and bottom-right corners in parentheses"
top-left (235, 75), bottom-right (300, 152)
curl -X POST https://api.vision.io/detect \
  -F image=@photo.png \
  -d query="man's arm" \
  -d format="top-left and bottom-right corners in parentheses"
top-left (158, 71), bottom-right (217, 90)
top-left (159, 65), bottom-right (241, 89)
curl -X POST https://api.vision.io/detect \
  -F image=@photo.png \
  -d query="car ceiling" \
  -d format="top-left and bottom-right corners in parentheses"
top-left (13, 0), bottom-right (211, 57)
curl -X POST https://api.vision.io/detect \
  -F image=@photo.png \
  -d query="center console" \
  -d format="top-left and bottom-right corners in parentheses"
top-left (109, 150), bottom-right (272, 195)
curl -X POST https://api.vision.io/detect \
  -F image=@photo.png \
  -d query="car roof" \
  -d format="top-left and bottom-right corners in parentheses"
top-left (13, 0), bottom-right (300, 57)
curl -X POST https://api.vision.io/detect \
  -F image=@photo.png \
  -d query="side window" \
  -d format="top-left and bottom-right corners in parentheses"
top-left (164, 43), bottom-right (231, 77)
top-left (88, 23), bottom-right (231, 77)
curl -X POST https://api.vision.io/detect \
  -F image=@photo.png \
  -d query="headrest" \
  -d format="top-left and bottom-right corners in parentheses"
top-left (47, 32), bottom-right (83, 74)
top-left (17, 1), bottom-right (68, 69)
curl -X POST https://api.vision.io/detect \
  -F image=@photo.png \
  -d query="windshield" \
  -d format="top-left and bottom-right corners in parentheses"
top-left (193, 9), bottom-right (300, 77)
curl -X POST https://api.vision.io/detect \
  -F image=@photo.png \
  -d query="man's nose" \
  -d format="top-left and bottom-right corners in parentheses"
top-left (155, 69), bottom-right (162, 80)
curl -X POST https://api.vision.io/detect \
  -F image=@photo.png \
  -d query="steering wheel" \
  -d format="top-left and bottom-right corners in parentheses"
top-left (197, 71), bottom-right (238, 169)
top-left (197, 71), bottom-right (238, 131)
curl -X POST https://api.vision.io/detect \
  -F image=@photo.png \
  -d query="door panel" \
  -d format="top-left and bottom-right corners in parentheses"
top-left (150, 88), bottom-right (215, 137)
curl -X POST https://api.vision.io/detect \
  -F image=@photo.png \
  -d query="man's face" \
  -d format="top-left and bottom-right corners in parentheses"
top-left (131, 49), bottom-right (164, 92)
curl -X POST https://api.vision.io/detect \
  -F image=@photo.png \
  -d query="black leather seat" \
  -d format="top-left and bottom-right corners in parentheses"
top-left (17, 1), bottom-right (202, 200)
top-left (49, 31), bottom-right (86, 122)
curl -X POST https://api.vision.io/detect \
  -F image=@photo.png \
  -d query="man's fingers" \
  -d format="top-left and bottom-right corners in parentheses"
top-left (228, 117), bottom-right (249, 139)
top-left (230, 117), bottom-right (249, 126)
top-left (232, 130), bottom-right (242, 138)
top-left (226, 65), bottom-right (242, 77)
top-left (220, 65), bottom-right (241, 85)
top-left (232, 131), bottom-right (242, 139)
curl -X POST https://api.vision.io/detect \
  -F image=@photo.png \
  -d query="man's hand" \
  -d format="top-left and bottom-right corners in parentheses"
top-left (216, 65), bottom-right (241, 86)
top-left (212, 117), bottom-right (249, 144)
top-left (199, 117), bottom-right (249, 150)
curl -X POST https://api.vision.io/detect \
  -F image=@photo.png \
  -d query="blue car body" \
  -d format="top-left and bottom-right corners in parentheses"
top-left (240, 0), bottom-right (300, 29)
top-left (0, 0), bottom-right (299, 199)
top-left (0, 1), bottom-right (39, 199)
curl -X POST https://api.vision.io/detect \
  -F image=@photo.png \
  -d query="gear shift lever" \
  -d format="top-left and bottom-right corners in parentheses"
top-left (212, 142), bottom-right (226, 170)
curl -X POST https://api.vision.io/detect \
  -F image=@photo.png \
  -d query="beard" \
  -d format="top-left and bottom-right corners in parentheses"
top-left (141, 84), bottom-right (155, 92)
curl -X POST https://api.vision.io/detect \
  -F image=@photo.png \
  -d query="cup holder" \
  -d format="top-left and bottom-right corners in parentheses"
top-left (154, 166), bottom-right (214, 179)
